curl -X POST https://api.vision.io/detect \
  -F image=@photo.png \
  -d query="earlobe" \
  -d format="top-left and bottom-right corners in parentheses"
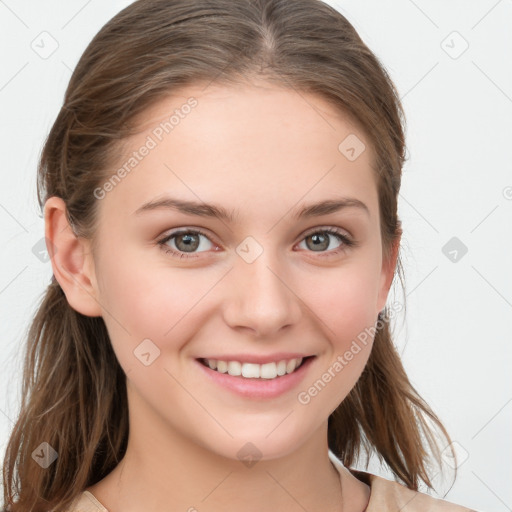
top-left (44, 196), bottom-right (102, 317)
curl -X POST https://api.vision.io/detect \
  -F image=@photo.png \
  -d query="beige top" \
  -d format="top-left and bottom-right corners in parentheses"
top-left (63, 451), bottom-right (478, 511)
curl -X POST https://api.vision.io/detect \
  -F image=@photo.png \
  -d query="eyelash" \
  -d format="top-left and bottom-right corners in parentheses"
top-left (157, 227), bottom-right (356, 260)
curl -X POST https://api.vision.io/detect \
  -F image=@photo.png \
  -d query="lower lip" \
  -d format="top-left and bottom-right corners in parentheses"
top-left (194, 357), bottom-right (316, 399)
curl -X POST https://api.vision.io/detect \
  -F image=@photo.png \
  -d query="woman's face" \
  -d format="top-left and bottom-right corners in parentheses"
top-left (87, 81), bottom-right (397, 461)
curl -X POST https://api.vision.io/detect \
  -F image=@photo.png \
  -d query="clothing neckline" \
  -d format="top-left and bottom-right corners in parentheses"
top-left (81, 489), bottom-right (109, 511)
top-left (328, 449), bottom-right (372, 511)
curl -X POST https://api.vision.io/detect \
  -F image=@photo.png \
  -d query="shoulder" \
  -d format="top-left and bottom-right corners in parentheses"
top-left (348, 468), bottom-right (479, 512)
top-left (328, 448), bottom-right (478, 512)
top-left (59, 490), bottom-right (109, 512)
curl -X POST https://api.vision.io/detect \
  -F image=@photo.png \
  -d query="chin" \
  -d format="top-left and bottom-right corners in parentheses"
top-left (196, 426), bottom-right (310, 466)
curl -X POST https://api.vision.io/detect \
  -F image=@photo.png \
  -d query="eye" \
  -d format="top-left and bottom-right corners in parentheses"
top-left (296, 227), bottom-right (355, 257)
top-left (157, 229), bottom-right (216, 259)
top-left (157, 226), bottom-right (356, 260)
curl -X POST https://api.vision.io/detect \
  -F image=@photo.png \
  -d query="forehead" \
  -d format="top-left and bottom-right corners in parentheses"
top-left (132, 80), bottom-right (370, 156)
top-left (97, 81), bottom-right (378, 223)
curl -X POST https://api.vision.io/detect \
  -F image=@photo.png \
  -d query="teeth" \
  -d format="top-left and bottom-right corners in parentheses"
top-left (286, 359), bottom-right (296, 373)
top-left (276, 360), bottom-right (287, 376)
top-left (242, 363), bottom-right (260, 378)
top-left (217, 360), bottom-right (228, 373)
top-left (203, 357), bottom-right (304, 379)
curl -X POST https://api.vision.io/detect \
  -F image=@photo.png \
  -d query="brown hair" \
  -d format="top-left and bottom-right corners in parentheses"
top-left (2, 0), bottom-right (457, 510)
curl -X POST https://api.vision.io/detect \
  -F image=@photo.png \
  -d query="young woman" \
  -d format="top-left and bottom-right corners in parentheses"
top-left (2, 1), bottom-right (480, 511)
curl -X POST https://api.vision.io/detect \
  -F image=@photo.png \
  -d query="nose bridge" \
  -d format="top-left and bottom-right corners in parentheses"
top-left (223, 238), bottom-right (301, 336)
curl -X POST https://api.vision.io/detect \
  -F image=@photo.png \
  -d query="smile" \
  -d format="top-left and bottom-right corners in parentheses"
top-left (199, 357), bottom-right (311, 379)
top-left (195, 355), bottom-right (316, 399)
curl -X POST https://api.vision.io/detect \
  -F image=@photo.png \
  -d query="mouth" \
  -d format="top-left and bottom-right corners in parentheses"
top-left (197, 356), bottom-right (315, 380)
top-left (194, 355), bottom-right (317, 400)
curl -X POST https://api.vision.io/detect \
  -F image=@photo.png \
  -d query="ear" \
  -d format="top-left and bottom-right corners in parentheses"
top-left (44, 196), bottom-right (102, 317)
top-left (376, 223), bottom-right (402, 315)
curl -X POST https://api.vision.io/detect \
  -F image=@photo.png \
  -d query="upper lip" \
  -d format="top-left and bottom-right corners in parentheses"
top-left (197, 353), bottom-right (314, 364)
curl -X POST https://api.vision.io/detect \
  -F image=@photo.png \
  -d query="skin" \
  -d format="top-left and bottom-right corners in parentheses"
top-left (45, 79), bottom-right (400, 512)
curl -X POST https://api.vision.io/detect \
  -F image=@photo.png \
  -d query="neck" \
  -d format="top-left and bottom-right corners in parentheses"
top-left (89, 424), bottom-right (343, 511)
top-left (87, 385), bottom-right (369, 512)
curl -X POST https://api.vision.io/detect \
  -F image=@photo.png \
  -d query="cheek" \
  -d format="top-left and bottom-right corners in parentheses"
top-left (95, 250), bottom-right (218, 369)
top-left (306, 259), bottom-right (381, 341)
top-left (295, 270), bottom-right (379, 414)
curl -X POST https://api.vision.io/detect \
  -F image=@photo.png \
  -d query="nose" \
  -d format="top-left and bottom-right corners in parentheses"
top-left (222, 249), bottom-right (302, 338)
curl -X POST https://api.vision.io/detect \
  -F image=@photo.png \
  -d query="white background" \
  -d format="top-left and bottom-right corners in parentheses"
top-left (0, 1), bottom-right (511, 511)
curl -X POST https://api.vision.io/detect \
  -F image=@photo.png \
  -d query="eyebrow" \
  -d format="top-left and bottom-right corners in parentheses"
top-left (134, 196), bottom-right (370, 222)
